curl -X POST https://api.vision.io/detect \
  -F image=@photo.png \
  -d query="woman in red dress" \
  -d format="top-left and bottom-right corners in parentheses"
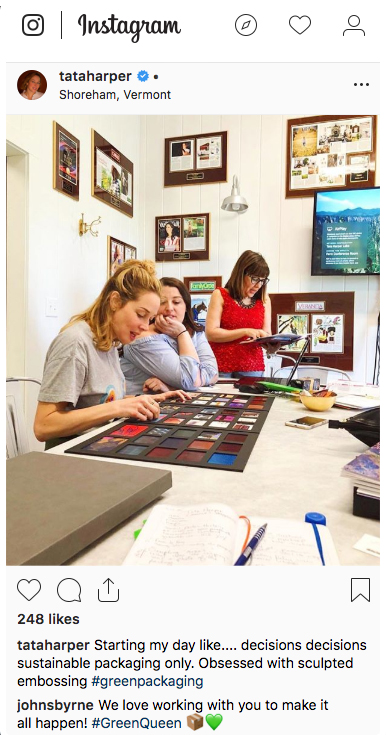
top-left (206, 250), bottom-right (272, 377)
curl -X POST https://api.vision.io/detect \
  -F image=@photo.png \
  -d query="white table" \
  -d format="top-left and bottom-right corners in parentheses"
top-left (48, 390), bottom-right (379, 566)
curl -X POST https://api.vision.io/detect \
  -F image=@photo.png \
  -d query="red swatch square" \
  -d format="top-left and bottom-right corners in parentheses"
top-left (111, 425), bottom-right (148, 437)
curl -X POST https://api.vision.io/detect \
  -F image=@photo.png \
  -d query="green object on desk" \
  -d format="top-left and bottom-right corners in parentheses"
top-left (259, 381), bottom-right (301, 394)
top-left (134, 520), bottom-right (147, 539)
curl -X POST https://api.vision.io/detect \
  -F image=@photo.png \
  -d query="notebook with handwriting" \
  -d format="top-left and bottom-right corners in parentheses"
top-left (123, 503), bottom-right (339, 566)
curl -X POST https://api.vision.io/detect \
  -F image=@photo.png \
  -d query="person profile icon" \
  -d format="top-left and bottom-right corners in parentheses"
top-left (343, 15), bottom-right (365, 36)
top-left (17, 70), bottom-right (47, 100)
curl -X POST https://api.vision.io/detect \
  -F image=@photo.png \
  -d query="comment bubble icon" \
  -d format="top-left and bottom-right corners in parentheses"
top-left (57, 578), bottom-right (82, 602)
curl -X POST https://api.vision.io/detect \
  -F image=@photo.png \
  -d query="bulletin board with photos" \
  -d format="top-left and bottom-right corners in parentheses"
top-left (183, 276), bottom-right (222, 326)
top-left (155, 214), bottom-right (210, 262)
top-left (164, 131), bottom-right (227, 187)
top-left (270, 292), bottom-right (355, 371)
top-left (286, 115), bottom-right (377, 198)
top-left (92, 130), bottom-right (134, 217)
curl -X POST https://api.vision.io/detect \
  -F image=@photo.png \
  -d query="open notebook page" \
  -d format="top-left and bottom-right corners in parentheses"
top-left (243, 518), bottom-right (339, 566)
top-left (123, 504), bottom-right (242, 566)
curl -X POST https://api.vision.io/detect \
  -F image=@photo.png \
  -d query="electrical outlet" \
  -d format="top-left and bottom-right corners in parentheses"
top-left (46, 298), bottom-right (58, 317)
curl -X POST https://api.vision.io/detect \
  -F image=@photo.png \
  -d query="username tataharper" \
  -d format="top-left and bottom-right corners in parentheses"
top-left (78, 14), bottom-right (181, 43)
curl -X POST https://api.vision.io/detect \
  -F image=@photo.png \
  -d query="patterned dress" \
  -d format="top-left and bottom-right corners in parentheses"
top-left (209, 288), bottom-right (265, 373)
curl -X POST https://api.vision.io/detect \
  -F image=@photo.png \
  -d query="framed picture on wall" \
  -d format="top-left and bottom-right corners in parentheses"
top-left (270, 292), bottom-right (354, 370)
top-left (156, 214), bottom-right (210, 262)
top-left (276, 314), bottom-right (309, 353)
top-left (184, 276), bottom-right (222, 325)
top-left (53, 122), bottom-right (80, 200)
top-left (92, 130), bottom-right (133, 217)
top-left (164, 131), bottom-right (227, 187)
top-left (108, 236), bottom-right (137, 277)
top-left (286, 115), bottom-right (377, 198)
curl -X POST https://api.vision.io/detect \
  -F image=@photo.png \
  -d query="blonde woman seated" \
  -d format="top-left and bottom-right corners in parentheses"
top-left (121, 277), bottom-right (218, 394)
top-left (34, 261), bottom-right (189, 448)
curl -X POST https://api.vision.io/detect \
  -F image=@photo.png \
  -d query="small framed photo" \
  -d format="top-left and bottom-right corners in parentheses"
top-left (92, 130), bottom-right (133, 217)
top-left (169, 139), bottom-right (195, 172)
top-left (108, 237), bottom-right (137, 277)
top-left (156, 218), bottom-right (182, 256)
top-left (190, 294), bottom-right (212, 325)
top-left (164, 131), bottom-right (227, 187)
top-left (277, 314), bottom-right (309, 353)
top-left (155, 214), bottom-right (210, 262)
top-left (53, 122), bottom-right (80, 200)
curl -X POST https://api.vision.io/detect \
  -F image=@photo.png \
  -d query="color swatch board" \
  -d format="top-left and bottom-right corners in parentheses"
top-left (66, 393), bottom-right (275, 472)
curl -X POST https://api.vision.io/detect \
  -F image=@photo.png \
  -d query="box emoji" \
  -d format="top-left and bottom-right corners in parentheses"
top-left (187, 713), bottom-right (203, 730)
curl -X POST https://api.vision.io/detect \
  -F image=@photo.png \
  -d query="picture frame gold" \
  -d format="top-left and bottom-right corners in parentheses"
top-left (286, 115), bottom-right (377, 198)
top-left (53, 122), bottom-right (80, 200)
top-left (92, 130), bottom-right (133, 217)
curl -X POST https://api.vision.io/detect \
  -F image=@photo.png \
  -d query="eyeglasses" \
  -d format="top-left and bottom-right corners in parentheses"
top-left (248, 275), bottom-right (270, 286)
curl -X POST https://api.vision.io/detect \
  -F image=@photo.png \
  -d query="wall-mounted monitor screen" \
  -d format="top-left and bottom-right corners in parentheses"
top-left (311, 187), bottom-right (380, 276)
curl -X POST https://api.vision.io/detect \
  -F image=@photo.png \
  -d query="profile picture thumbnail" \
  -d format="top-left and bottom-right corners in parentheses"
top-left (17, 70), bottom-right (47, 101)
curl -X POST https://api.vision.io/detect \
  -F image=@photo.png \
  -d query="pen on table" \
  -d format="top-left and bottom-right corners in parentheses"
top-left (234, 523), bottom-right (267, 566)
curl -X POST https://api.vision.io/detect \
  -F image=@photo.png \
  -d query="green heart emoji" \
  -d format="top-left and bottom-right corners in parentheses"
top-left (206, 714), bottom-right (223, 730)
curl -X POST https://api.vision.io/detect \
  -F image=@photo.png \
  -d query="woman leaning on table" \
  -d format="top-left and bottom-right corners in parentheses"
top-left (34, 261), bottom-right (189, 448)
top-left (120, 277), bottom-right (218, 394)
top-left (205, 250), bottom-right (272, 378)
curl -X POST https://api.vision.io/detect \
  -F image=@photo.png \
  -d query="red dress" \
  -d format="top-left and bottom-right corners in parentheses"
top-left (209, 288), bottom-right (265, 373)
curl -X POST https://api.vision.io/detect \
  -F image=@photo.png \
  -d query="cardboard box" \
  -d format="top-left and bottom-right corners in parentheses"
top-left (7, 452), bottom-right (172, 565)
top-left (187, 713), bottom-right (203, 730)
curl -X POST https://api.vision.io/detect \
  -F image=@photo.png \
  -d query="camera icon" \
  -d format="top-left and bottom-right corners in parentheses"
top-left (22, 14), bottom-right (45, 36)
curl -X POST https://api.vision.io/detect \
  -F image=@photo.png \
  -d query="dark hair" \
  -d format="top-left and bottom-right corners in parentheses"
top-left (225, 250), bottom-right (270, 302)
top-left (165, 221), bottom-right (178, 238)
top-left (160, 277), bottom-right (203, 334)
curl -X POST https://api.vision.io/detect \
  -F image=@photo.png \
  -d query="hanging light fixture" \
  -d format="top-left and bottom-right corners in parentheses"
top-left (221, 175), bottom-right (248, 214)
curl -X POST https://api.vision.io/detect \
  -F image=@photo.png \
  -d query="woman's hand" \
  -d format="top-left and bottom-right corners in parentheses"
top-left (242, 328), bottom-right (271, 341)
top-left (155, 314), bottom-right (186, 339)
top-left (153, 390), bottom-right (192, 403)
top-left (142, 377), bottom-right (171, 394)
top-left (116, 395), bottom-right (161, 421)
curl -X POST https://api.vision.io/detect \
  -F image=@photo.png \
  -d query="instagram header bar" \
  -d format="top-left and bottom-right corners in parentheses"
top-left (3, 3), bottom-right (381, 63)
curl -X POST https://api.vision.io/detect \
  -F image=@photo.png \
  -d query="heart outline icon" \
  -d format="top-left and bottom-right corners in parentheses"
top-left (17, 579), bottom-right (41, 601)
top-left (289, 15), bottom-right (311, 34)
top-left (206, 714), bottom-right (223, 731)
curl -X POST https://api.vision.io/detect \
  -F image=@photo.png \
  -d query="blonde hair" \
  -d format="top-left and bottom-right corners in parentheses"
top-left (62, 260), bottom-right (161, 351)
top-left (22, 72), bottom-right (41, 91)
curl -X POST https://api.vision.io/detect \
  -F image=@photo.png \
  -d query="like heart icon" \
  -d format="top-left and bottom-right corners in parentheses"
top-left (17, 579), bottom-right (41, 601)
top-left (289, 15), bottom-right (311, 34)
top-left (206, 714), bottom-right (223, 731)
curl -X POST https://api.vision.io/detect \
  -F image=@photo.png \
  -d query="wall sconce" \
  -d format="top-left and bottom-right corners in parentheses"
top-left (221, 175), bottom-right (248, 214)
top-left (79, 213), bottom-right (102, 237)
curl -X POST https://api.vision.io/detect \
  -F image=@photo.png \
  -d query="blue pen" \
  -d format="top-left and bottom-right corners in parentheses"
top-left (305, 513), bottom-right (326, 566)
top-left (234, 523), bottom-right (267, 566)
